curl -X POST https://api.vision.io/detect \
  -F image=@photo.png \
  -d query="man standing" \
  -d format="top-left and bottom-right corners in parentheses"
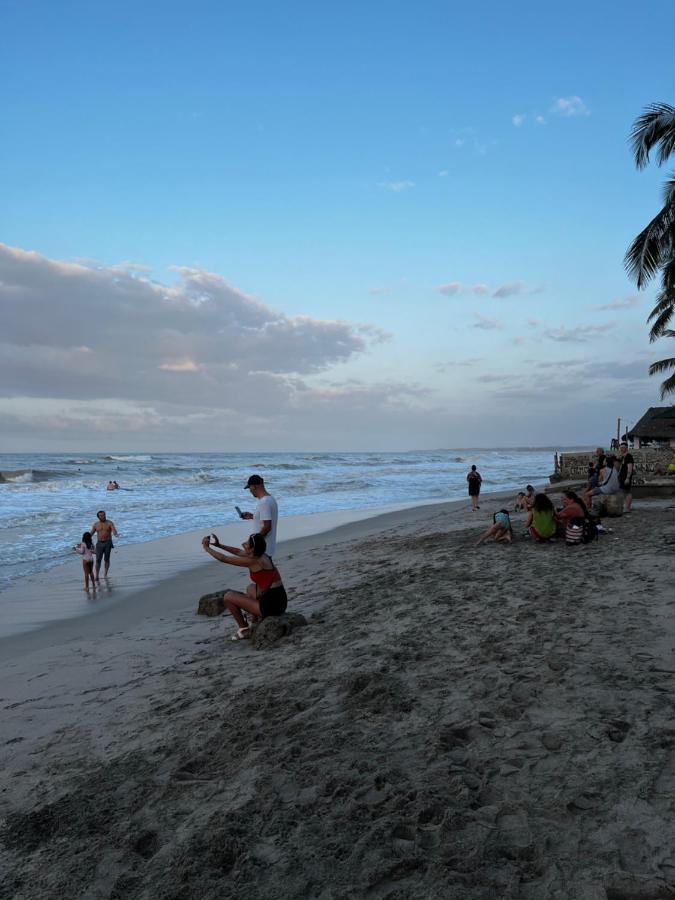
top-left (91, 510), bottom-right (119, 581)
top-left (241, 475), bottom-right (279, 557)
top-left (618, 442), bottom-right (635, 513)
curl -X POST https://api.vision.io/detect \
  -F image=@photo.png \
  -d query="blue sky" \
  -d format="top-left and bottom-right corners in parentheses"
top-left (1, 0), bottom-right (673, 450)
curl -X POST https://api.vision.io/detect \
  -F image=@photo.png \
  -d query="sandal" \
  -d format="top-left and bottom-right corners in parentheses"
top-left (231, 626), bottom-right (251, 641)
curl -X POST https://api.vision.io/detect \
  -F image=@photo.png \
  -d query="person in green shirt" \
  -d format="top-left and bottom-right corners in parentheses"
top-left (525, 493), bottom-right (556, 542)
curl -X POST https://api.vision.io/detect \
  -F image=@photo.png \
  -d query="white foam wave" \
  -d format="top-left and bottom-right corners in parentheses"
top-left (106, 455), bottom-right (152, 462)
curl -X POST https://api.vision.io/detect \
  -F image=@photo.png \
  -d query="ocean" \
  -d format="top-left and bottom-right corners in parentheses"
top-left (0, 449), bottom-right (567, 593)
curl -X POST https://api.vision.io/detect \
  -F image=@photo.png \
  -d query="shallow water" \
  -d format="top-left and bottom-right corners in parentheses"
top-left (0, 448), bottom-right (572, 592)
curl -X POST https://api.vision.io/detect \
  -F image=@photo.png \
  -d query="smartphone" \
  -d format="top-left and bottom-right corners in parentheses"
top-left (235, 506), bottom-right (243, 518)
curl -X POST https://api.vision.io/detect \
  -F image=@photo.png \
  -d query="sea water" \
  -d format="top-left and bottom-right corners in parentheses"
top-left (0, 449), bottom-right (570, 592)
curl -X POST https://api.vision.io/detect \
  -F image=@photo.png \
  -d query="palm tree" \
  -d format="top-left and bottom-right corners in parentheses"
top-left (625, 103), bottom-right (675, 397)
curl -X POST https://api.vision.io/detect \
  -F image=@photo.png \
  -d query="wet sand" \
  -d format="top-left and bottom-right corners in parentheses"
top-left (1, 496), bottom-right (674, 899)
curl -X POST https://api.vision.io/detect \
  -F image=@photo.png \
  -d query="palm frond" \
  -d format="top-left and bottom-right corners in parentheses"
top-left (656, 369), bottom-right (675, 398)
top-left (649, 354), bottom-right (675, 377)
top-left (663, 175), bottom-right (675, 207)
top-left (624, 207), bottom-right (675, 287)
top-left (631, 103), bottom-right (675, 169)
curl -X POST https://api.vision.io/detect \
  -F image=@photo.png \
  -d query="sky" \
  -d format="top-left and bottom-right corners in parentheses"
top-left (1, 0), bottom-right (673, 451)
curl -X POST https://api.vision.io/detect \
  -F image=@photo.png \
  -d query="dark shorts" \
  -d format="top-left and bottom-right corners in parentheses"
top-left (95, 539), bottom-right (114, 565)
top-left (621, 482), bottom-right (632, 493)
top-left (258, 585), bottom-right (288, 619)
top-left (468, 484), bottom-right (480, 497)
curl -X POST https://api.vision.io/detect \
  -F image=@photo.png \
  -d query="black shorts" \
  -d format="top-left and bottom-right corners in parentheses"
top-left (468, 484), bottom-right (480, 497)
top-left (95, 539), bottom-right (114, 565)
top-left (621, 482), bottom-right (633, 493)
top-left (258, 585), bottom-right (288, 619)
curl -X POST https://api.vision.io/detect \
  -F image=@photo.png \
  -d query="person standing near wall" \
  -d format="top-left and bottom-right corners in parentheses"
top-left (618, 442), bottom-right (635, 513)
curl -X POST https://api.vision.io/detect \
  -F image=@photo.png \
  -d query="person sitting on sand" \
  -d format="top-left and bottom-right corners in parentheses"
top-left (476, 509), bottom-right (512, 546)
top-left (202, 532), bottom-right (288, 640)
top-left (73, 531), bottom-right (96, 592)
top-left (513, 491), bottom-right (528, 512)
top-left (523, 485), bottom-right (536, 509)
top-left (525, 493), bottom-right (556, 542)
top-left (555, 490), bottom-right (588, 536)
top-left (467, 465), bottom-right (482, 511)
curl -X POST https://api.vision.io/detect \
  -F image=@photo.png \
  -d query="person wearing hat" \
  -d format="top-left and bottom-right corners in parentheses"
top-left (242, 475), bottom-right (279, 557)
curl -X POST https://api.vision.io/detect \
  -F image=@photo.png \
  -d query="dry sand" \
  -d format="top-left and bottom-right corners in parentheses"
top-left (1, 496), bottom-right (674, 899)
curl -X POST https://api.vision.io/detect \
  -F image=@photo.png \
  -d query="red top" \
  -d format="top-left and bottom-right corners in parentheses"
top-left (250, 566), bottom-right (281, 591)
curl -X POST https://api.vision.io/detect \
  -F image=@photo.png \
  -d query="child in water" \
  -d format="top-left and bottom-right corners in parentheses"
top-left (476, 509), bottom-right (513, 546)
top-left (73, 531), bottom-right (96, 591)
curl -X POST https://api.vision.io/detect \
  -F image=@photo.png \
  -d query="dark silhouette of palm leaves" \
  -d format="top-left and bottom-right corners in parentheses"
top-left (626, 102), bottom-right (675, 397)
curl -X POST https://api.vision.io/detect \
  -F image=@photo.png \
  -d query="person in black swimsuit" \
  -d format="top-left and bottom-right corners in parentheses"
top-left (467, 465), bottom-right (482, 510)
top-left (201, 532), bottom-right (287, 640)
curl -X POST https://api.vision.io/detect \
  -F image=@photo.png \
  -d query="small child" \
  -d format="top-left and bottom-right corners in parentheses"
top-left (476, 509), bottom-right (513, 546)
top-left (513, 491), bottom-right (527, 512)
top-left (73, 531), bottom-right (96, 591)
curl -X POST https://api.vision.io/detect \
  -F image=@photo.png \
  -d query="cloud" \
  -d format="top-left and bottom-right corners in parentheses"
top-left (472, 313), bottom-right (501, 331)
top-left (493, 281), bottom-right (526, 298)
top-left (473, 283), bottom-right (490, 295)
top-left (368, 287), bottom-right (389, 296)
top-left (438, 282), bottom-right (463, 296)
top-left (378, 180), bottom-right (415, 192)
top-left (535, 115), bottom-right (546, 125)
top-left (438, 170), bottom-right (449, 177)
top-left (527, 318), bottom-right (541, 327)
top-left (551, 96), bottom-right (590, 117)
top-left (0, 243), bottom-right (399, 439)
top-left (512, 114), bottom-right (526, 127)
top-left (542, 323), bottom-right (615, 343)
top-left (594, 295), bottom-right (640, 311)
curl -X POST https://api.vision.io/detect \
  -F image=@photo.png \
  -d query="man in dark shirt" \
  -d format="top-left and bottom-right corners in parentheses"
top-left (588, 447), bottom-right (606, 489)
top-left (618, 442), bottom-right (635, 512)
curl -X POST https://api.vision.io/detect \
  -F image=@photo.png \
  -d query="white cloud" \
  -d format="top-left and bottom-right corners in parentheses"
top-left (473, 283), bottom-right (490, 295)
top-left (493, 281), bottom-right (527, 298)
top-left (527, 318), bottom-right (541, 327)
top-left (368, 287), bottom-right (389, 296)
top-left (594, 295), bottom-right (640, 311)
top-left (542, 323), bottom-right (614, 343)
top-left (378, 180), bottom-right (415, 192)
top-left (512, 114), bottom-right (526, 127)
top-left (535, 115), bottom-right (546, 125)
top-left (473, 313), bottom-right (501, 331)
top-left (0, 243), bottom-right (402, 441)
top-left (551, 96), bottom-right (590, 117)
top-left (438, 170), bottom-right (449, 177)
top-left (438, 282), bottom-right (463, 296)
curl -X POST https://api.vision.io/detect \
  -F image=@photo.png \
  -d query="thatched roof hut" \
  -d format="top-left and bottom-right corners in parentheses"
top-left (626, 406), bottom-right (675, 448)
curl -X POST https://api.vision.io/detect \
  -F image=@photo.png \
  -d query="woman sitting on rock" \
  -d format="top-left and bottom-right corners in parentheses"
top-left (201, 532), bottom-right (287, 640)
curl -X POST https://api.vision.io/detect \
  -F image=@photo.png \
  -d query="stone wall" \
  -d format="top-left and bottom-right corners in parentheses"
top-left (558, 449), bottom-right (674, 484)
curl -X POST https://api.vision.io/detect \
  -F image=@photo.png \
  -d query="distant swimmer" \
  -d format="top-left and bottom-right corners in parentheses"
top-left (106, 480), bottom-right (120, 491)
top-left (91, 510), bottom-right (119, 581)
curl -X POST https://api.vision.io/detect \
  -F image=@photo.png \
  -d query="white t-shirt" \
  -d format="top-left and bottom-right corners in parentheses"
top-left (254, 494), bottom-right (279, 557)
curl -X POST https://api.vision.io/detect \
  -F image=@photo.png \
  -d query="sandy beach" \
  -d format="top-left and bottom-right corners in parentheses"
top-left (1, 493), bottom-right (674, 899)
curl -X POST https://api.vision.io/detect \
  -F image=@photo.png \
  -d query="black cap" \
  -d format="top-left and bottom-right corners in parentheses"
top-left (245, 474), bottom-right (264, 488)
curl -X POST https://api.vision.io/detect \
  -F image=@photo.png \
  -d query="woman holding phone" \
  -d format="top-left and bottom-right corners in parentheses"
top-left (201, 532), bottom-right (287, 640)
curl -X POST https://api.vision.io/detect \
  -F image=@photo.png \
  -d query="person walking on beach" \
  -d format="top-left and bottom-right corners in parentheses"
top-left (241, 475), bottom-right (279, 557)
top-left (618, 442), bottom-right (635, 512)
top-left (91, 510), bottom-right (119, 581)
top-left (202, 532), bottom-right (288, 640)
top-left (467, 465), bottom-right (482, 511)
top-left (73, 531), bottom-right (96, 591)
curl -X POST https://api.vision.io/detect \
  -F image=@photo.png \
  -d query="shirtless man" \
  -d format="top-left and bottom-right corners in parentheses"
top-left (91, 510), bottom-right (119, 580)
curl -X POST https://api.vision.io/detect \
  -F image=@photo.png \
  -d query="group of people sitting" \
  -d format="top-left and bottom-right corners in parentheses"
top-left (476, 489), bottom-right (595, 546)
top-left (476, 443), bottom-right (637, 548)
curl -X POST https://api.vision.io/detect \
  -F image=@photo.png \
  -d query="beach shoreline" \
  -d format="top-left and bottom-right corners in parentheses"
top-left (1, 495), bottom-right (673, 898)
top-left (0, 482), bottom-right (556, 648)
